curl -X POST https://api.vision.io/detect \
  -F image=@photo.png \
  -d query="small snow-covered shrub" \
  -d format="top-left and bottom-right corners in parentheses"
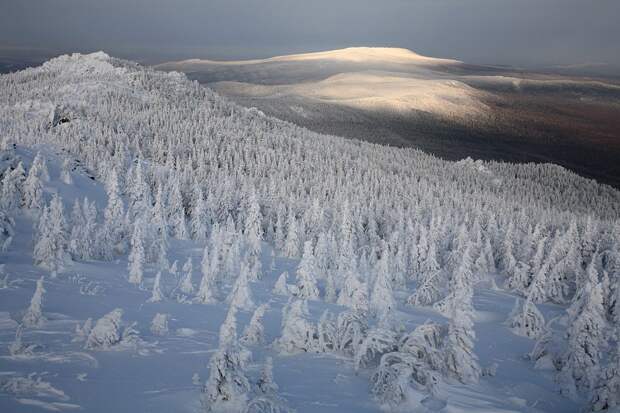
top-left (73, 318), bottom-right (93, 343)
top-left (0, 372), bottom-right (68, 401)
top-left (85, 308), bottom-right (123, 350)
top-left (8, 324), bottom-right (38, 357)
top-left (151, 313), bottom-right (169, 336)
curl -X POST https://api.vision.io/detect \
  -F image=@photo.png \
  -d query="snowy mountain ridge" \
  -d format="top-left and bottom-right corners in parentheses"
top-left (0, 52), bottom-right (619, 413)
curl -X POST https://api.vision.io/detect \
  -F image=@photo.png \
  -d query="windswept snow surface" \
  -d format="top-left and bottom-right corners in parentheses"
top-left (0, 52), bottom-right (619, 412)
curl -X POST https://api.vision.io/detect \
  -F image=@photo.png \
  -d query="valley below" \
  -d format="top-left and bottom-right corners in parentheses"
top-left (158, 47), bottom-right (620, 187)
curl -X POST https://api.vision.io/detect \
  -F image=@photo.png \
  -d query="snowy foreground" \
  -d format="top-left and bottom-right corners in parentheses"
top-left (0, 52), bottom-right (620, 412)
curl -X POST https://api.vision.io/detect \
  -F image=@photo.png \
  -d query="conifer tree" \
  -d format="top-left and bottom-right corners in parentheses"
top-left (128, 218), bottom-right (146, 285)
top-left (295, 241), bottom-right (320, 300)
top-left (33, 195), bottom-right (68, 274)
top-left (148, 271), bottom-right (164, 303)
top-left (22, 276), bottom-right (45, 327)
top-left (370, 251), bottom-right (395, 322)
top-left (179, 256), bottom-right (195, 295)
top-left (444, 305), bottom-right (481, 384)
top-left (190, 185), bottom-right (208, 241)
top-left (283, 210), bottom-right (299, 258)
top-left (60, 158), bottom-right (73, 184)
top-left (23, 160), bottom-right (44, 210)
top-left (168, 174), bottom-right (188, 239)
top-left (103, 168), bottom-right (125, 252)
top-left (241, 303), bottom-right (268, 346)
top-left (196, 245), bottom-right (218, 303)
top-left (227, 263), bottom-right (254, 311)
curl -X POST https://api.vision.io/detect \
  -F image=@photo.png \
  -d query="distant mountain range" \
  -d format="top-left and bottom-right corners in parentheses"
top-left (157, 47), bottom-right (620, 187)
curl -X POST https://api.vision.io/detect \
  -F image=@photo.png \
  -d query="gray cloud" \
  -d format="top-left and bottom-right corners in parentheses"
top-left (1, 0), bottom-right (619, 68)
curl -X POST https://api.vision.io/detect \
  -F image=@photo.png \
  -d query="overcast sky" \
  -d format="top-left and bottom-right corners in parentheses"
top-left (1, 0), bottom-right (619, 68)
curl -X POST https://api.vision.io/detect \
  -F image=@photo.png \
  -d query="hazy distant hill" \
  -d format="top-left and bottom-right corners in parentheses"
top-left (158, 47), bottom-right (620, 187)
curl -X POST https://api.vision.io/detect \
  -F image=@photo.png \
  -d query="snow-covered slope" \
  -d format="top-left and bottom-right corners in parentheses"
top-left (1, 52), bottom-right (620, 413)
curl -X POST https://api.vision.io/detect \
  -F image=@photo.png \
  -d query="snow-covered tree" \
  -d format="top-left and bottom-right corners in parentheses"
top-left (295, 241), bottom-right (320, 300)
top-left (241, 303), bottom-right (268, 346)
top-left (85, 308), bottom-right (124, 350)
top-left (149, 183), bottom-right (168, 264)
top-left (444, 305), bottom-right (480, 384)
top-left (0, 161), bottom-right (25, 211)
top-left (103, 168), bottom-right (125, 252)
top-left (197, 245), bottom-right (218, 304)
top-left (434, 245), bottom-right (474, 318)
top-left (178, 256), bottom-right (195, 295)
top-left (22, 160), bottom-right (44, 210)
top-left (337, 267), bottom-right (368, 313)
top-left (128, 218), bottom-right (146, 285)
top-left (151, 313), bottom-right (169, 336)
top-left (407, 270), bottom-right (442, 307)
top-left (282, 211), bottom-right (299, 258)
top-left (246, 357), bottom-right (293, 413)
top-left (275, 299), bottom-right (317, 353)
top-left (73, 318), bottom-right (93, 343)
top-left (168, 175), bottom-right (188, 239)
top-left (272, 271), bottom-right (290, 296)
top-left (33, 195), bottom-right (67, 273)
top-left (202, 306), bottom-right (251, 411)
top-left (9, 324), bottom-right (38, 357)
top-left (22, 276), bottom-right (45, 327)
top-left (256, 357), bottom-right (278, 395)
top-left (506, 297), bottom-right (545, 339)
top-left (31, 152), bottom-right (49, 182)
top-left (590, 339), bottom-right (620, 411)
top-left (244, 189), bottom-right (262, 259)
top-left (324, 271), bottom-right (338, 303)
top-left (370, 252), bottom-right (395, 321)
top-left (190, 185), bottom-right (208, 241)
top-left (370, 351), bottom-right (440, 409)
top-left (60, 158), bottom-right (73, 184)
top-left (354, 327), bottom-right (398, 371)
top-left (562, 255), bottom-right (608, 391)
top-left (148, 271), bottom-right (164, 303)
top-left (227, 263), bottom-right (254, 311)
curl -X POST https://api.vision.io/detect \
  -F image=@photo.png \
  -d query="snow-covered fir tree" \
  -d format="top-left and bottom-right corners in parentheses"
top-left (197, 245), bottom-right (218, 304)
top-left (128, 218), bottom-right (146, 285)
top-left (227, 263), bottom-right (254, 311)
top-left (33, 194), bottom-right (68, 274)
top-left (272, 271), bottom-right (290, 296)
top-left (507, 296), bottom-right (545, 339)
top-left (202, 305), bottom-right (251, 411)
top-left (22, 276), bottom-right (45, 327)
top-left (148, 271), bottom-right (164, 303)
top-left (241, 303), bottom-right (268, 346)
top-left (295, 241), bottom-right (320, 300)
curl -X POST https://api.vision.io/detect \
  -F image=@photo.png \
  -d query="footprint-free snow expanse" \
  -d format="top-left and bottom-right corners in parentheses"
top-left (0, 146), bottom-right (579, 413)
